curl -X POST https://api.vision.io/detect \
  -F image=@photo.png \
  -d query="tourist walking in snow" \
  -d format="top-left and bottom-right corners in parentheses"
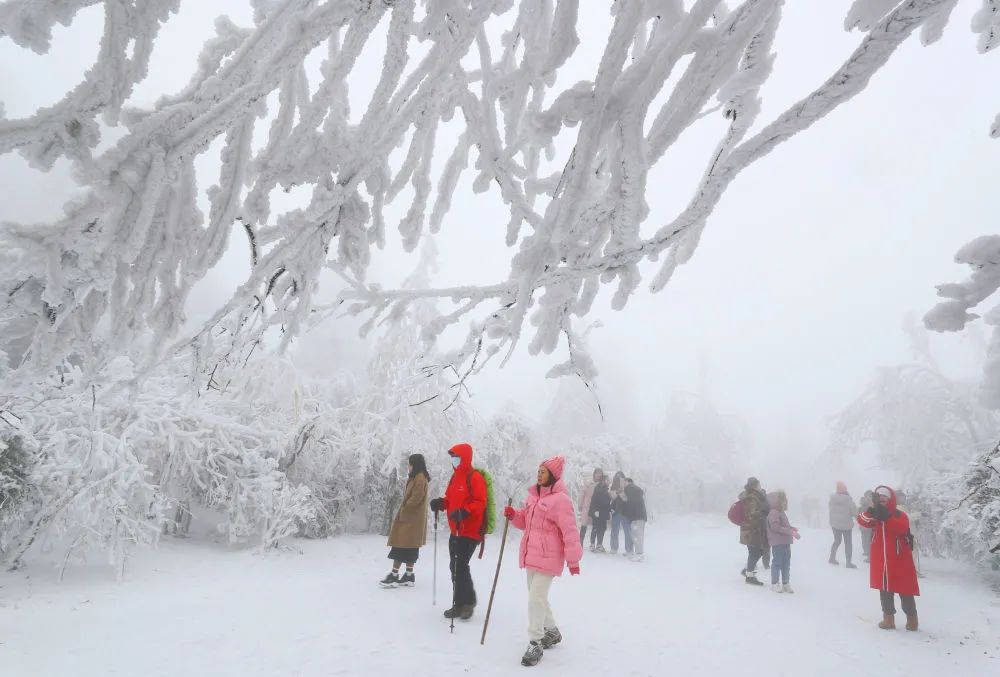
top-left (379, 453), bottom-right (430, 588)
top-left (428, 443), bottom-right (488, 620)
top-left (578, 468), bottom-right (604, 544)
top-left (609, 471), bottom-right (633, 555)
top-left (766, 490), bottom-right (800, 593)
top-left (857, 485), bottom-right (920, 631)
top-left (588, 475), bottom-right (612, 552)
top-left (828, 481), bottom-right (858, 568)
top-left (503, 455), bottom-right (583, 667)
top-left (623, 478), bottom-right (647, 562)
top-left (859, 490), bottom-right (874, 563)
top-left (738, 477), bottom-right (770, 585)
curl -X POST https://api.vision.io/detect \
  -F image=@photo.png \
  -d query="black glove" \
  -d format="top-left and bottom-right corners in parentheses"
top-left (872, 504), bottom-right (890, 521)
top-left (449, 508), bottom-right (469, 523)
top-left (429, 497), bottom-right (444, 512)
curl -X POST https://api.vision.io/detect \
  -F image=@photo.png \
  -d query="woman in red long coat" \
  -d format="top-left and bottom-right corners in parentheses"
top-left (856, 485), bottom-right (919, 631)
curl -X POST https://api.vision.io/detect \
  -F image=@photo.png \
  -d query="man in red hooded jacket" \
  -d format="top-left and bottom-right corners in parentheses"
top-left (429, 443), bottom-right (487, 620)
top-left (857, 485), bottom-right (920, 631)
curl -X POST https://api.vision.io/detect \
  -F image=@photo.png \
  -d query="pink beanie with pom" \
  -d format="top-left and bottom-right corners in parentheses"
top-left (543, 455), bottom-right (565, 480)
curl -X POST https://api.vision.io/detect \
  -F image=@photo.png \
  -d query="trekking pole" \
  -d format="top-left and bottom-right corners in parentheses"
top-left (433, 510), bottom-right (439, 606)
top-left (481, 498), bottom-right (513, 646)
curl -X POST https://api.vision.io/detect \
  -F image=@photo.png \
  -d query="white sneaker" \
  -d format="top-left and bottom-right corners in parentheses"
top-left (630, 554), bottom-right (644, 562)
top-left (782, 584), bottom-right (795, 594)
top-left (771, 584), bottom-right (783, 593)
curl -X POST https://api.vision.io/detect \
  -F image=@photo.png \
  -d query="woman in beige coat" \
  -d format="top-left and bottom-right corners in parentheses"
top-left (380, 454), bottom-right (430, 588)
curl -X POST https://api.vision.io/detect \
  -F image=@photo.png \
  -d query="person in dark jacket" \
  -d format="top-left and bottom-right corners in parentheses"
top-left (429, 443), bottom-right (487, 620)
top-left (380, 453), bottom-right (430, 587)
top-left (624, 479), bottom-right (647, 562)
top-left (587, 476), bottom-right (612, 552)
top-left (738, 477), bottom-right (770, 586)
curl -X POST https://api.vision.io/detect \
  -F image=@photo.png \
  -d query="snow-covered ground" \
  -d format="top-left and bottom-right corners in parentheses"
top-left (2, 515), bottom-right (997, 676)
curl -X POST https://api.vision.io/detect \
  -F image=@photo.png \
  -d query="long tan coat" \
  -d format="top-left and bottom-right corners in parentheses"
top-left (388, 473), bottom-right (429, 549)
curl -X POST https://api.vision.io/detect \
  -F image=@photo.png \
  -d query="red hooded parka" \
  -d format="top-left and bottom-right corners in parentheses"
top-left (443, 443), bottom-right (487, 541)
top-left (857, 485), bottom-right (919, 597)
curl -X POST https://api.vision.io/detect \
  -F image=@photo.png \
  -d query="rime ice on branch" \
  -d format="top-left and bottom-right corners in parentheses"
top-left (0, 0), bottom-right (986, 385)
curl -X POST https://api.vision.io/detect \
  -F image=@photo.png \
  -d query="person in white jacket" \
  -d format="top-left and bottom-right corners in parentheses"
top-left (828, 481), bottom-right (858, 568)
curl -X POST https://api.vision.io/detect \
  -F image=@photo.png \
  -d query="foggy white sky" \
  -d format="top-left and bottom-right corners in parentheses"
top-left (2, 1), bottom-right (997, 481)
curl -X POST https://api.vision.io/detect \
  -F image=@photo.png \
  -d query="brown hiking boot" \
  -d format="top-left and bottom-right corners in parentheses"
top-left (878, 614), bottom-right (896, 630)
top-left (905, 614), bottom-right (918, 631)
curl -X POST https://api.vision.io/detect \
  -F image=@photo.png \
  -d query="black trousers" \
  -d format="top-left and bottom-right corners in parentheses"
top-left (592, 518), bottom-right (608, 546)
top-left (746, 544), bottom-right (766, 572)
top-left (449, 535), bottom-right (478, 606)
top-left (579, 525), bottom-right (588, 543)
top-left (880, 590), bottom-right (917, 616)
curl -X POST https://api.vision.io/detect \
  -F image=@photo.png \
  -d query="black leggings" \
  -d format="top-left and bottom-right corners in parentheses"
top-left (592, 518), bottom-right (608, 546)
top-left (880, 590), bottom-right (916, 616)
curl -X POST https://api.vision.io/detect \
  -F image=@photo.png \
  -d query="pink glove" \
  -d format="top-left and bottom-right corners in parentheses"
top-left (568, 564), bottom-right (580, 576)
top-left (503, 506), bottom-right (516, 520)
top-left (792, 529), bottom-right (801, 541)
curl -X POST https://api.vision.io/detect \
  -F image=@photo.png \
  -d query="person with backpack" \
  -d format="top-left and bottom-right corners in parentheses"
top-left (578, 468), bottom-right (604, 544)
top-left (429, 443), bottom-right (489, 620)
top-left (766, 490), bottom-right (800, 593)
top-left (828, 481), bottom-right (858, 568)
top-left (379, 453), bottom-right (430, 588)
top-left (857, 485), bottom-right (920, 631)
top-left (623, 478), bottom-right (647, 562)
top-left (608, 471), bottom-right (633, 556)
top-left (737, 477), bottom-right (769, 586)
top-left (587, 475), bottom-right (612, 552)
top-left (502, 455), bottom-right (583, 667)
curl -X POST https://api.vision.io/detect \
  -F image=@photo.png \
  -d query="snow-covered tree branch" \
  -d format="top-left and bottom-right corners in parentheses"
top-left (1, 0), bottom-right (987, 388)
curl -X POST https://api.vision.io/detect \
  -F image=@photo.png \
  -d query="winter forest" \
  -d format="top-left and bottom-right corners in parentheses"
top-left (1, 0), bottom-right (1000, 674)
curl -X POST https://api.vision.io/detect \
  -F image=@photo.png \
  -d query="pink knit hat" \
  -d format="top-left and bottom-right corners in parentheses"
top-left (542, 455), bottom-right (565, 480)
top-left (836, 480), bottom-right (848, 494)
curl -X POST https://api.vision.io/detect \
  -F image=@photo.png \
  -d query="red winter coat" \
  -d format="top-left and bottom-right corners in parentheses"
top-left (857, 486), bottom-right (919, 597)
top-left (443, 443), bottom-right (487, 541)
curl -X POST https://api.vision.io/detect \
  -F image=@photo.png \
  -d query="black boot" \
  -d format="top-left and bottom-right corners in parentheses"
top-left (540, 627), bottom-right (562, 649)
top-left (399, 572), bottom-right (415, 586)
top-left (744, 571), bottom-right (764, 586)
top-left (379, 572), bottom-right (399, 588)
top-left (443, 605), bottom-right (461, 619)
top-left (459, 604), bottom-right (475, 620)
top-left (521, 641), bottom-right (543, 667)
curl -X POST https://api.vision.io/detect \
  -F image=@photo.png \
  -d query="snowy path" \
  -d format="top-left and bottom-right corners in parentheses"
top-left (2, 515), bottom-right (998, 676)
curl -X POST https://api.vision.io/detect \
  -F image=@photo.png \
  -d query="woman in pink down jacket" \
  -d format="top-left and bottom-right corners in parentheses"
top-left (503, 455), bottom-right (583, 668)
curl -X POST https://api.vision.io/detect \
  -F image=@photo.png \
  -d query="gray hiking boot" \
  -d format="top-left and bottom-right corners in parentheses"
top-left (521, 641), bottom-right (543, 667)
top-left (540, 627), bottom-right (562, 649)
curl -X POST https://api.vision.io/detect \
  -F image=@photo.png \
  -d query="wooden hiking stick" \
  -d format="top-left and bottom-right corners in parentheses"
top-left (480, 498), bottom-right (513, 646)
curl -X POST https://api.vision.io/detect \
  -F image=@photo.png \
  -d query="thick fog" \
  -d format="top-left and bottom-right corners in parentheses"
top-left (2, 0), bottom-right (995, 501)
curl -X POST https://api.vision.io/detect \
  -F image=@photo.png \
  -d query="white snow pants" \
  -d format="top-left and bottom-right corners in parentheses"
top-left (631, 520), bottom-right (646, 556)
top-left (526, 569), bottom-right (556, 641)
